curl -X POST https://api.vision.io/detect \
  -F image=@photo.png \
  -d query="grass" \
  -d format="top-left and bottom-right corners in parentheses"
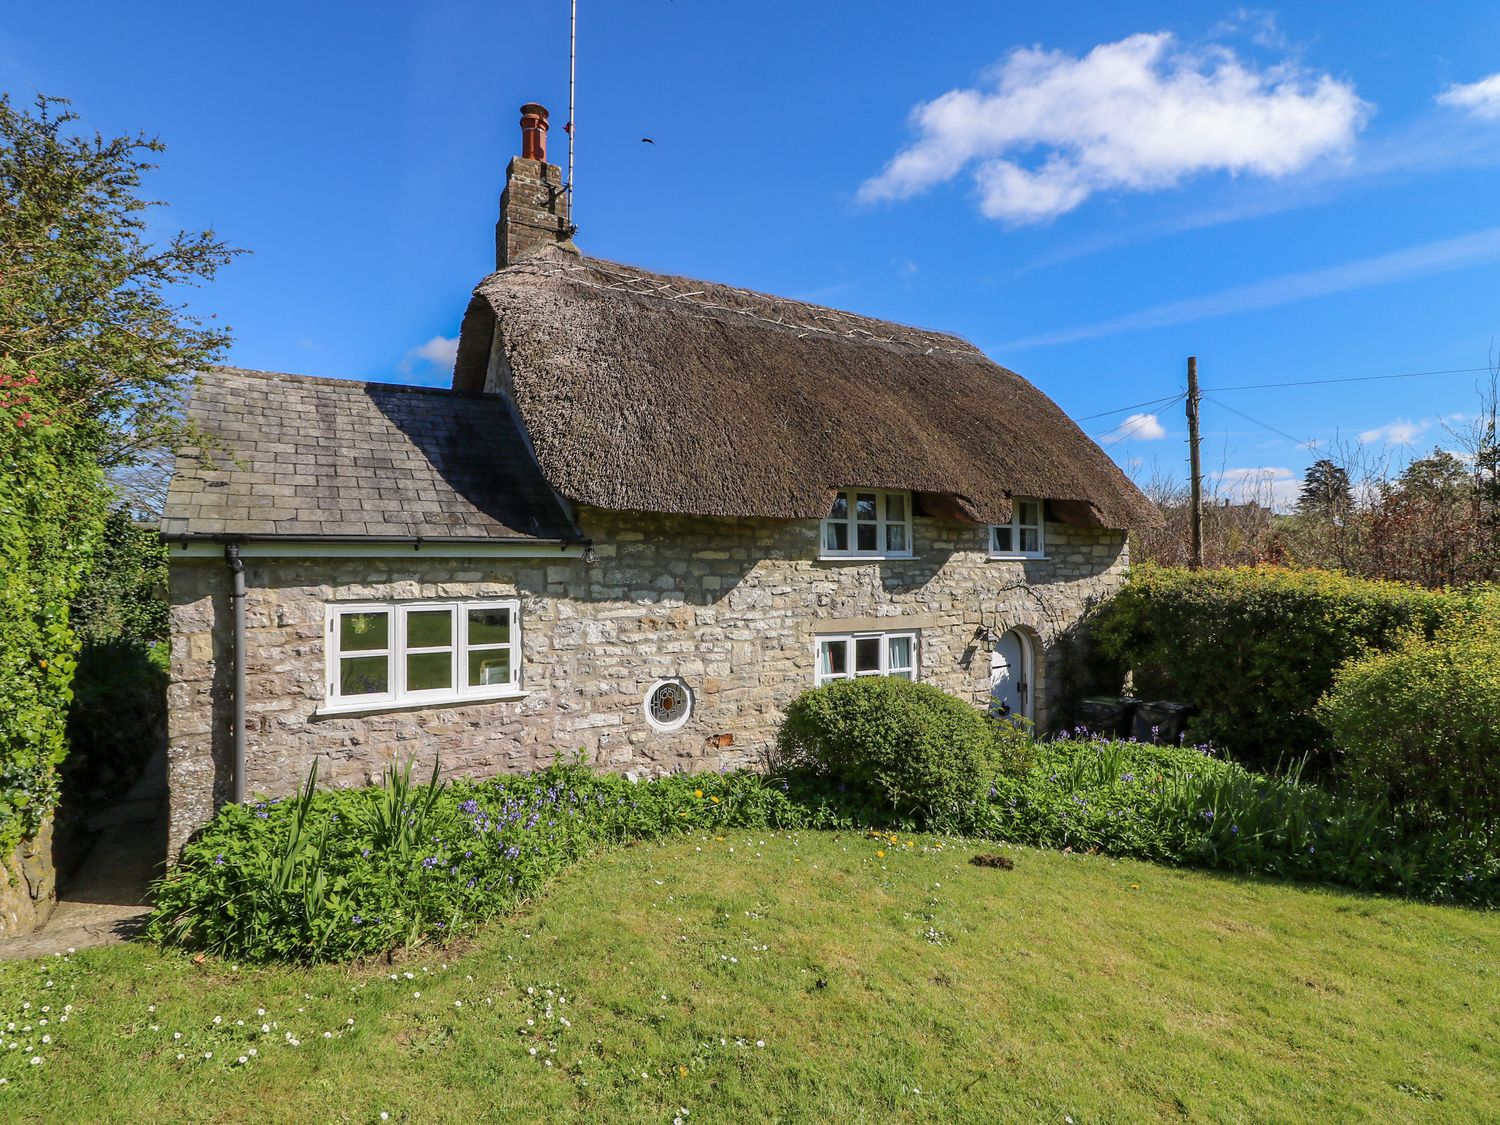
top-left (3, 831), bottom-right (1497, 1123)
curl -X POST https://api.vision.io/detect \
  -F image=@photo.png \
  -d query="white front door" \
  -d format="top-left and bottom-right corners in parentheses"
top-left (989, 630), bottom-right (1032, 721)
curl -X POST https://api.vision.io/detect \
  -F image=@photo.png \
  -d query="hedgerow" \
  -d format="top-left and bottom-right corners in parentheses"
top-left (0, 361), bottom-right (100, 855)
top-left (1319, 606), bottom-right (1500, 831)
top-left (1090, 564), bottom-right (1458, 769)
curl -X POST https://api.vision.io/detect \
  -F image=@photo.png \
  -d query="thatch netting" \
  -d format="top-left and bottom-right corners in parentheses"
top-left (452, 245), bottom-right (1159, 529)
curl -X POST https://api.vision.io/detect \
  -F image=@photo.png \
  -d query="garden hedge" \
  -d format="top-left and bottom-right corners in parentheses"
top-left (1320, 606), bottom-right (1500, 831)
top-left (1091, 565), bottom-right (1457, 770)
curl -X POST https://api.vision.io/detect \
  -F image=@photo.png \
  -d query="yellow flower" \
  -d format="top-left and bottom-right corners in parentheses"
top-left (1130, 883), bottom-right (1140, 890)
top-left (876, 850), bottom-right (885, 858)
top-left (694, 789), bottom-right (703, 798)
top-left (678, 1065), bottom-right (689, 1077)
top-left (710, 796), bottom-right (720, 804)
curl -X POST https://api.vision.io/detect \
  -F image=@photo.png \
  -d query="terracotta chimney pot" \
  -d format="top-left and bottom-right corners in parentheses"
top-left (520, 103), bottom-right (549, 162)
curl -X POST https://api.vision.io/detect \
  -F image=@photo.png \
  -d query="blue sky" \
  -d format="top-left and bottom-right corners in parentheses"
top-left (7, 2), bottom-right (1500, 504)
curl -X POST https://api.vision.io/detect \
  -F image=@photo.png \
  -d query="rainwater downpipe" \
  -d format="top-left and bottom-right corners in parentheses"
top-left (225, 543), bottom-right (247, 805)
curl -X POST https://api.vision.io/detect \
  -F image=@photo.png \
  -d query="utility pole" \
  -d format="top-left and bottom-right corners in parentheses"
top-left (1186, 355), bottom-right (1204, 569)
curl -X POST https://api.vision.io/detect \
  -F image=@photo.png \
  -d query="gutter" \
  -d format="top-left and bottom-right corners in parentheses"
top-left (164, 532), bottom-right (590, 560)
top-left (224, 543), bottom-right (247, 805)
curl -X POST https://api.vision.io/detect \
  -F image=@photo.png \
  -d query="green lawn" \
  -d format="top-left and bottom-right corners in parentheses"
top-left (2, 831), bottom-right (1497, 1123)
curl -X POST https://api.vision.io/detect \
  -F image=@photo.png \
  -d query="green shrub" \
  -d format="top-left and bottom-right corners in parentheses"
top-left (1319, 616), bottom-right (1500, 830)
top-left (775, 678), bottom-right (1032, 828)
top-left (1091, 565), bottom-right (1458, 769)
top-left (980, 736), bottom-right (1497, 906)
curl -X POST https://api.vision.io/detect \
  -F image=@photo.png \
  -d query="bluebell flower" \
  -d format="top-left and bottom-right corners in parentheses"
top-left (214, 854), bottom-right (225, 866)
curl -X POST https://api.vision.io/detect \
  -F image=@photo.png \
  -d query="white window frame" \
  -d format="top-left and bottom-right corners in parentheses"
top-left (819, 488), bottom-right (914, 560)
top-left (989, 498), bottom-right (1046, 559)
top-left (814, 630), bottom-right (919, 687)
top-left (321, 598), bottom-right (524, 715)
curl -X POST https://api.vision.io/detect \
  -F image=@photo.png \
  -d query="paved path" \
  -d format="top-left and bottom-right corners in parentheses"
top-left (0, 752), bottom-right (166, 962)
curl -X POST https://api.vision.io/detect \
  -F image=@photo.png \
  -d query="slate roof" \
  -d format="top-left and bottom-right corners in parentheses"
top-left (161, 367), bottom-right (577, 541)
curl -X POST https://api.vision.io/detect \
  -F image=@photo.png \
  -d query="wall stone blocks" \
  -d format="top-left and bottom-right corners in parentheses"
top-left (166, 507), bottom-right (1127, 856)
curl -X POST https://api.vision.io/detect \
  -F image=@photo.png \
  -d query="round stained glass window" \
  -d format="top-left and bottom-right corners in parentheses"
top-left (644, 678), bottom-right (693, 732)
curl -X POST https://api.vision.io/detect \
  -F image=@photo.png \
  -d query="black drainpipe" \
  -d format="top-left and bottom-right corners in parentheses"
top-left (225, 543), bottom-right (247, 805)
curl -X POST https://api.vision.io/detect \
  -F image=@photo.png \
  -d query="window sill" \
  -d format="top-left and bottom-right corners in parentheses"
top-left (313, 690), bottom-right (529, 718)
top-left (818, 553), bottom-right (916, 563)
top-left (987, 554), bottom-right (1050, 562)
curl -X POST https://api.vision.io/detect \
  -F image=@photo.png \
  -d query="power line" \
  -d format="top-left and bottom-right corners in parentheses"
top-left (1202, 365), bottom-right (1492, 393)
top-left (1075, 393), bottom-right (1185, 422)
top-left (1203, 394), bottom-right (1316, 449)
top-left (1099, 398), bottom-right (1184, 447)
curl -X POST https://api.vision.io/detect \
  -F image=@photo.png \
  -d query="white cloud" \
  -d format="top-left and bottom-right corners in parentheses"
top-left (998, 224), bottom-right (1500, 350)
top-left (1106, 412), bottom-right (1167, 442)
top-left (1213, 465), bottom-right (1299, 508)
top-left (1359, 418), bottom-right (1427, 445)
top-left (1437, 72), bottom-right (1500, 121)
top-left (399, 334), bottom-right (459, 375)
top-left (858, 32), bottom-right (1367, 224)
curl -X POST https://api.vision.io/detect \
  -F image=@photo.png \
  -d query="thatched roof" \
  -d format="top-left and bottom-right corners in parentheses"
top-left (452, 245), bottom-right (1157, 529)
top-left (163, 367), bottom-right (576, 541)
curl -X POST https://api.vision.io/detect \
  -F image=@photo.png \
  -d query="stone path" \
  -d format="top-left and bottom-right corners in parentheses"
top-left (0, 752), bottom-right (166, 962)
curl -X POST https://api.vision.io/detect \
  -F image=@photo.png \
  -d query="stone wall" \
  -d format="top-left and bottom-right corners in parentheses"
top-left (0, 819), bottom-right (56, 938)
top-left (166, 508), bottom-right (1127, 856)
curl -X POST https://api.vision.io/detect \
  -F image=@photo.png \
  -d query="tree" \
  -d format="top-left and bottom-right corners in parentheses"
top-left (0, 93), bottom-right (237, 851)
top-left (1297, 459), bottom-right (1352, 516)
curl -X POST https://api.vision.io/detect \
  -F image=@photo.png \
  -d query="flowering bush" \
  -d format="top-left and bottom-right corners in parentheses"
top-left (148, 759), bottom-right (856, 963)
top-left (979, 735), bottom-right (1497, 906)
top-left (775, 678), bottom-right (1032, 829)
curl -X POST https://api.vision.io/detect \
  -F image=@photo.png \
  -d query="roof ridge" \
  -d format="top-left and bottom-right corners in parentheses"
top-left (206, 366), bottom-right (491, 399)
top-left (490, 252), bottom-right (986, 360)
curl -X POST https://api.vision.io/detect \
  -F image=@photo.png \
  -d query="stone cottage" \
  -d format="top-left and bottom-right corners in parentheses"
top-left (160, 104), bottom-right (1158, 856)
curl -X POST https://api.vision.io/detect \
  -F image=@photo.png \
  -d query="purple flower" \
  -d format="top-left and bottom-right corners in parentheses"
top-left (213, 854), bottom-right (225, 866)
top-left (1201, 810), bottom-right (1215, 821)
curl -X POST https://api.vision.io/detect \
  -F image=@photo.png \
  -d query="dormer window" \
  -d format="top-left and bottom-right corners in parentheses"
top-left (990, 498), bottom-right (1045, 559)
top-left (820, 489), bottom-right (913, 559)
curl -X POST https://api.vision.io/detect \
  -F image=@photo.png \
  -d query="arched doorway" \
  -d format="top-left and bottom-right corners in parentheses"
top-left (989, 629), bottom-right (1035, 723)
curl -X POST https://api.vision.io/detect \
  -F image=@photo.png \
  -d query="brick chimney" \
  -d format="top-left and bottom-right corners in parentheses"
top-left (495, 103), bottom-right (575, 268)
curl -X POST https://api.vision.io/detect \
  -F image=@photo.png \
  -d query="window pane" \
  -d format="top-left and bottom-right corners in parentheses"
top-left (1018, 500), bottom-right (1040, 527)
top-left (406, 651), bottom-right (453, 693)
top-left (855, 494), bottom-right (877, 521)
top-left (1020, 527), bottom-right (1040, 553)
top-left (468, 606), bottom-right (511, 646)
top-left (339, 655), bottom-right (389, 696)
top-left (886, 523), bottom-right (907, 552)
top-left (994, 526), bottom-right (1013, 552)
top-left (856, 523), bottom-right (878, 551)
top-left (825, 520), bottom-right (848, 552)
top-left (406, 609), bottom-right (452, 649)
top-left (885, 492), bottom-right (906, 522)
top-left (887, 635), bottom-right (912, 671)
top-left (828, 493), bottom-right (848, 520)
top-left (469, 649), bottom-right (512, 688)
top-left (819, 640), bottom-right (847, 677)
top-left (339, 611), bottom-right (388, 652)
top-left (854, 637), bottom-right (881, 672)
